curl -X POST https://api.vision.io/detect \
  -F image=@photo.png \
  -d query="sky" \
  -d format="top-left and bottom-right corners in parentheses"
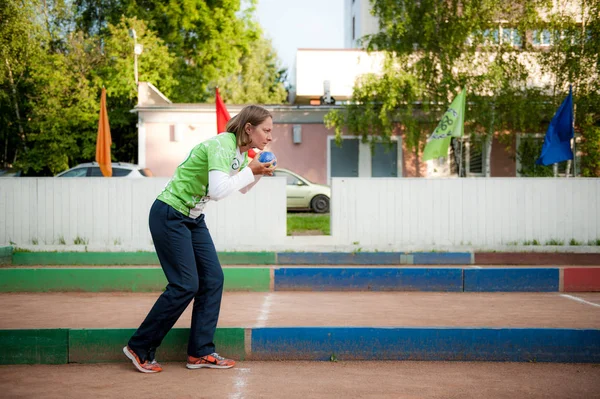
top-left (254, 0), bottom-right (345, 83)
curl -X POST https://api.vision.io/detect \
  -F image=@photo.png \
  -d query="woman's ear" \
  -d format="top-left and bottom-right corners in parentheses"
top-left (245, 123), bottom-right (252, 134)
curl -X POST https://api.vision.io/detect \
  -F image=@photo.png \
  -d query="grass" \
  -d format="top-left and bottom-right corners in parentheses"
top-left (73, 236), bottom-right (89, 245)
top-left (287, 213), bottom-right (330, 235)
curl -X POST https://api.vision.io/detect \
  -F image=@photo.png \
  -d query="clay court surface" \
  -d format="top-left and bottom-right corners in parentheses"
top-left (0, 292), bottom-right (599, 329)
top-left (1, 361), bottom-right (598, 399)
top-left (2, 291), bottom-right (599, 398)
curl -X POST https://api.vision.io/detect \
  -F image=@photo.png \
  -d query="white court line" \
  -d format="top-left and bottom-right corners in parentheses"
top-left (255, 293), bottom-right (273, 328)
top-left (229, 368), bottom-right (250, 399)
top-left (560, 294), bottom-right (600, 308)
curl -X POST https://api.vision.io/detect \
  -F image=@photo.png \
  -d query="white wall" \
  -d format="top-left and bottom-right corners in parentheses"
top-left (344, 0), bottom-right (379, 48)
top-left (295, 49), bottom-right (385, 99)
top-left (1, 177), bottom-right (599, 251)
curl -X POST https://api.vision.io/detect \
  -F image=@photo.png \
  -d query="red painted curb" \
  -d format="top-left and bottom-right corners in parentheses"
top-left (475, 253), bottom-right (600, 266)
top-left (564, 268), bottom-right (600, 292)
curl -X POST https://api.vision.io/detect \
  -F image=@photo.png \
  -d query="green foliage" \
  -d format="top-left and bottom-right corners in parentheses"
top-left (0, 0), bottom-right (42, 168)
top-left (325, 0), bottom-right (599, 176)
top-left (517, 135), bottom-right (554, 177)
top-left (18, 31), bottom-right (103, 175)
top-left (325, 65), bottom-right (423, 149)
top-left (73, 236), bottom-right (88, 245)
top-left (74, 0), bottom-right (276, 103)
top-left (216, 35), bottom-right (288, 104)
top-left (3, 0), bottom-right (288, 174)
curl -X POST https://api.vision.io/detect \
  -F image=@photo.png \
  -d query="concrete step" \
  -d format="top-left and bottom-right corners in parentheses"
top-left (1, 292), bottom-right (599, 364)
top-left (1, 266), bottom-right (599, 292)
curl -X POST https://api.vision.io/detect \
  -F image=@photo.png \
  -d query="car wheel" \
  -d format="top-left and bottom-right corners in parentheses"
top-left (311, 195), bottom-right (330, 213)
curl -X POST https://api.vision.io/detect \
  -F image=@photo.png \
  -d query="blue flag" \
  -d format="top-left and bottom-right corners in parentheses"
top-left (536, 88), bottom-right (574, 166)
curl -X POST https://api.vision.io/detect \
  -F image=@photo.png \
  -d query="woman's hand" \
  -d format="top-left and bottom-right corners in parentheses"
top-left (248, 157), bottom-right (275, 176)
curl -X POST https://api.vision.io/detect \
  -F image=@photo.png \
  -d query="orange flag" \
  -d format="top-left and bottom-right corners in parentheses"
top-left (96, 87), bottom-right (112, 177)
top-left (216, 87), bottom-right (231, 134)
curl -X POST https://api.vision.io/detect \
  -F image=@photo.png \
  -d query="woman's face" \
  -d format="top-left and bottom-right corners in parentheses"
top-left (246, 117), bottom-right (273, 150)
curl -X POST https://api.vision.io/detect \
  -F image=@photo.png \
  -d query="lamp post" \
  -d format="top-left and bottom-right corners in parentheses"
top-left (129, 28), bottom-right (144, 85)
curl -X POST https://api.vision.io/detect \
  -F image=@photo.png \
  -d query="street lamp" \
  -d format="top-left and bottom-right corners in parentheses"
top-left (129, 28), bottom-right (144, 85)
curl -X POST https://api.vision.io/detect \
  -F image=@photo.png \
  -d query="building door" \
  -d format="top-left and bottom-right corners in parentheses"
top-left (371, 142), bottom-right (398, 177)
top-left (330, 138), bottom-right (359, 179)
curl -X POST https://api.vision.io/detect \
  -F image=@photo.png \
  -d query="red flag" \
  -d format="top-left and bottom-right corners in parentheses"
top-left (216, 87), bottom-right (231, 134)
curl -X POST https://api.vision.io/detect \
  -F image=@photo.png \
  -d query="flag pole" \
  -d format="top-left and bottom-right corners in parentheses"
top-left (459, 137), bottom-right (464, 177)
top-left (572, 85), bottom-right (576, 178)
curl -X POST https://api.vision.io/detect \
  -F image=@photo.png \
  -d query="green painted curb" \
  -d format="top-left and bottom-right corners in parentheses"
top-left (225, 268), bottom-right (270, 291)
top-left (0, 268), bottom-right (270, 292)
top-left (11, 251), bottom-right (276, 265)
top-left (0, 329), bottom-right (68, 364)
top-left (69, 328), bottom-right (246, 363)
top-left (217, 252), bottom-right (276, 265)
top-left (12, 252), bottom-right (161, 265)
top-left (0, 246), bottom-right (12, 265)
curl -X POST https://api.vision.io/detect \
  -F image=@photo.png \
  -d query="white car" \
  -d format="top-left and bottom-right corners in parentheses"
top-left (55, 162), bottom-right (153, 178)
top-left (268, 168), bottom-right (331, 213)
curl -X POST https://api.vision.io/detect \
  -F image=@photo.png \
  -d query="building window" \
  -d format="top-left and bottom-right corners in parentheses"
top-left (327, 136), bottom-right (403, 183)
top-left (501, 28), bottom-right (522, 47)
top-left (352, 16), bottom-right (355, 41)
top-left (458, 136), bottom-right (486, 177)
top-left (483, 28), bottom-right (499, 45)
top-left (515, 133), bottom-right (579, 177)
top-left (532, 30), bottom-right (552, 46)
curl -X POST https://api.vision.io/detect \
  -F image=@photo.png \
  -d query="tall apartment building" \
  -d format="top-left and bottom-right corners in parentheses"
top-left (344, 0), bottom-right (379, 48)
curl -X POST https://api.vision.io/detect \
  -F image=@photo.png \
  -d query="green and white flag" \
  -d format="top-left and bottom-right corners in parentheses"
top-left (422, 88), bottom-right (466, 161)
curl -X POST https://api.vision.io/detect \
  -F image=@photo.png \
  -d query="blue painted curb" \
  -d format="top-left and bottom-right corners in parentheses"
top-left (250, 327), bottom-right (600, 362)
top-left (274, 268), bottom-right (463, 291)
top-left (276, 252), bottom-right (402, 265)
top-left (412, 252), bottom-right (472, 265)
top-left (464, 268), bottom-right (559, 292)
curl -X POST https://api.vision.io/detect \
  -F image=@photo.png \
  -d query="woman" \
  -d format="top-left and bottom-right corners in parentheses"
top-left (123, 105), bottom-right (275, 373)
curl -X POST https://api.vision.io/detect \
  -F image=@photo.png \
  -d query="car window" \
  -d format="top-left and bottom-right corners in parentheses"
top-left (112, 167), bottom-right (131, 177)
top-left (275, 171), bottom-right (303, 186)
top-left (60, 168), bottom-right (88, 177)
top-left (90, 167), bottom-right (131, 177)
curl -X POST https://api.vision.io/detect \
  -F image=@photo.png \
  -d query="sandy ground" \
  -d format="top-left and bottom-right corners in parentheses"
top-left (0, 361), bottom-right (598, 399)
top-left (0, 292), bottom-right (599, 329)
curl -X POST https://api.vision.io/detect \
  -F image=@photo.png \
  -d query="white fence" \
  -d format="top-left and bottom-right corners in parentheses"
top-left (0, 177), bottom-right (286, 251)
top-left (332, 178), bottom-right (600, 248)
top-left (1, 177), bottom-right (599, 251)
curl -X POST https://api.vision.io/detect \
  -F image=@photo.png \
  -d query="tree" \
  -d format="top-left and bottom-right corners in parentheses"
top-left (18, 31), bottom-right (103, 175)
top-left (535, 0), bottom-right (600, 176)
top-left (98, 16), bottom-right (177, 163)
top-left (325, 0), bottom-right (599, 176)
top-left (215, 35), bottom-right (288, 104)
top-left (0, 0), bottom-right (40, 167)
top-left (4, 0), bottom-right (288, 174)
top-left (74, 0), bottom-right (284, 103)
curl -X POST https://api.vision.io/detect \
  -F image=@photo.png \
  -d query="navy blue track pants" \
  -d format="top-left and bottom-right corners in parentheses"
top-left (128, 199), bottom-right (224, 360)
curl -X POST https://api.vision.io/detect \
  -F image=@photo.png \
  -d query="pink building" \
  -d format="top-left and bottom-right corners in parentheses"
top-left (134, 83), bottom-right (518, 184)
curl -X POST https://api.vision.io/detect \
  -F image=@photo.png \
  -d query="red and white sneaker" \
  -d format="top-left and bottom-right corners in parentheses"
top-left (123, 346), bottom-right (163, 373)
top-left (186, 352), bottom-right (236, 369)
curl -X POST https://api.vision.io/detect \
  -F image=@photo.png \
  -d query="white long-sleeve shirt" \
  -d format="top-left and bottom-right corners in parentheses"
top-left (207, 168), bottom-right (262, 200)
